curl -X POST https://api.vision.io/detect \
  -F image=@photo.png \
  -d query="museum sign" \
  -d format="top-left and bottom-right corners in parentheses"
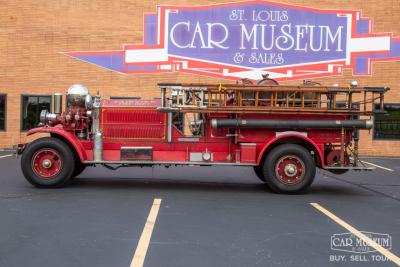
top-left (65, 1), bottom-right (400, 81)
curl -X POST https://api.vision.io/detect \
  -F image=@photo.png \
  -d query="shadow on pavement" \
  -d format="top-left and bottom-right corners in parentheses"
top-left (68, 177), bottom-right (368, 197)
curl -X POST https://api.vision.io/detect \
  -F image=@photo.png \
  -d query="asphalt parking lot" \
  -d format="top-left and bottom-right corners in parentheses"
top-left (0, 151), bottom-right (399, 267)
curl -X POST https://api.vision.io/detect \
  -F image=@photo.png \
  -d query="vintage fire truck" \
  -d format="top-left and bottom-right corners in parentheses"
top-left (15, 76), bottom-right (388, 193)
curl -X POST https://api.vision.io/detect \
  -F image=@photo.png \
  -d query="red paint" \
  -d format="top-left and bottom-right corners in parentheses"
top-left (27, 126), bottom-right (88, 161)
top-left (275, 155), bottom-right (305, 185)
top-left (102, 99), bottom-right (161, 108)
top-left (240, 144), bottom-right (257, 164)
top-left (31, 148), bottom-right (63, 179)
top-left (27, 101), bottom-right (356, 168)
top-left (256, 133), bottom-right (326, 167)
top-left (100, 108), bottom-right (166, 140)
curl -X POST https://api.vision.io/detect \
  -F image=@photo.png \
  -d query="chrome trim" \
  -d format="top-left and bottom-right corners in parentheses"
top-left (54, 93), bottom-right (62, 114)
top-left (276, 131), bottom-right (307, 137)
top-left (366, 120), bottom-right (374, 129)
top-left (92, 96), bottom-right (102, 161)
top-left (177, 137), bottom-right (200, 142)
top-left (91, 96), bottom-right (101, 133)
top-left (324, 166), bottom-right (375, 171)
top-left (167, 112), bottom-right (172, 143)
top-left (121, 146), bottom-right (153, 150)
top-left (211, 119), bottom-right (218, 129)
top-left (93, 132), bottom-right (103, 162)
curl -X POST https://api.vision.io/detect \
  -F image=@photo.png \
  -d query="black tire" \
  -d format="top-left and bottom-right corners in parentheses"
top-left (263, 144), bottom-right (316, 194)
top-left (21, 137), bottom-right (75, 188)
top-left (253, 165), bottom-right (266, 182)
top-left (72, 162), bottom-right (86, 178)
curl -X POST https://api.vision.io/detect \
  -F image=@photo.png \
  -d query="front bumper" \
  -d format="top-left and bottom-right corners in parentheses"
top-left (12, 143), bottom-right (27, 157)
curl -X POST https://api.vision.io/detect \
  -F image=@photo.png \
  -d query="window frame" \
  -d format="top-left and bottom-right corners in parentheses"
top-left (20, 94), bottom-right (52, 132)
top-left (0, 94), bottom-right (6, 132)
top-left (373, 102), bottom-right (400, 141)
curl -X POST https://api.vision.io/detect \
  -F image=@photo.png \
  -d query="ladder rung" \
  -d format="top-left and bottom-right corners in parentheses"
top-left (159, 83), bottom-right (389, 115)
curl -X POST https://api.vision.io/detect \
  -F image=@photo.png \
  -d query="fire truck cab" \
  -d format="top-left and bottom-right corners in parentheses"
top-left (16, 78), bottom-right (388, 193)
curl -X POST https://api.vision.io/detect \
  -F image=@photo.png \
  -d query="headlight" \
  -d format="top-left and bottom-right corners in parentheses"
top-left (67, 84), bottom-right (89, 108)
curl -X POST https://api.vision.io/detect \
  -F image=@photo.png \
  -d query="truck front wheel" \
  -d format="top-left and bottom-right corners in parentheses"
top-left (263, 144), bottom-right (316, 194)
top-left (21, 137), bottom-right (75, 188)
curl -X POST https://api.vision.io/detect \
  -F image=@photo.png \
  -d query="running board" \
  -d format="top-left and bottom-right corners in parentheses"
top-left (83, 160), bottom-right (256, 166)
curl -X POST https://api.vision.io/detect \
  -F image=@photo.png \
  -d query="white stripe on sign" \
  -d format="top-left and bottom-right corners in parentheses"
top-left (130, 198), bottom-right (162, 267)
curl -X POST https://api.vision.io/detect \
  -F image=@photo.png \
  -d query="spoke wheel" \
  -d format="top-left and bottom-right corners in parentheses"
top-left (32, 149), bottom-right (63, 179)
top-left (21, 137), bottom-right (75, 188)
top-left (263, 144), bottom-right (316, 194)
top-left (275, 155), bottom-right (305, 185)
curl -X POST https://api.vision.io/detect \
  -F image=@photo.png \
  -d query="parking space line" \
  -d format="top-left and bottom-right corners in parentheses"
top-left (360, 160), bottom-right (394, 172)
top-left (310, 203), bottom-right (400, 266)
top-left (0, 154), bottom-right (12, 159)
top-left (130, 198), bottom-right (162, 267)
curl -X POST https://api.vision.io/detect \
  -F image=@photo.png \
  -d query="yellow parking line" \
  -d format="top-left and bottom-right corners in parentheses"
top-left (310, 203), bottom-right (400, 266)
top-left (0, 154), bottom-right (12, 159)
top-left (130, 198), bottom-right (162, 267)
top-left (360, 160), bottom-right (394, 172)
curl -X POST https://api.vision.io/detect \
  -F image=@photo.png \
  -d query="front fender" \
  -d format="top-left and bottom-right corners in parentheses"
top-left (27, 126), bottom-right (88, 162)
top-left (256, 133), bottom-right (324, 168)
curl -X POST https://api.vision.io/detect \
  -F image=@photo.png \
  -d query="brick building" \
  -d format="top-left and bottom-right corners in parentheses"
top-left (0, 0), bottom-right (399, 156)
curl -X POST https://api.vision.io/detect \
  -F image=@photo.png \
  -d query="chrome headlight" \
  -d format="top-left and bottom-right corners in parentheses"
top-left (67, 84), bottom-right (89, 108)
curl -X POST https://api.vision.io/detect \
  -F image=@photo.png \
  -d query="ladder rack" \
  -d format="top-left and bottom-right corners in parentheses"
top-left (157, 83), bottom-right (389, 115)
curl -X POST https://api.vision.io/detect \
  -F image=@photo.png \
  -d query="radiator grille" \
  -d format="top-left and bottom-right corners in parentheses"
top-left (101, 109), bottom-right (166, 140)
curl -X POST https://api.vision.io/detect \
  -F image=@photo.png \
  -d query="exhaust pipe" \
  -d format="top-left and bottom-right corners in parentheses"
top-left (40, 93), bottom-right (63, 123)
top-left (211, 119), bottom-right (373, 129)
top-left (54, 93), bottom-right (63, 114)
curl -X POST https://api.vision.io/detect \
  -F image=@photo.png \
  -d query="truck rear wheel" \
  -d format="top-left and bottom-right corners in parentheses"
top-left (21, 137), bottom-right (75, 188)
top-left (263, 144), bottom-right (316, 193)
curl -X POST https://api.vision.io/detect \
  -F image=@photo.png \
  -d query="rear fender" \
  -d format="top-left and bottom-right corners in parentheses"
top-left (256, 133), bottom-right (324, 168)
top-left (27, 126), bottom-right (87, 162)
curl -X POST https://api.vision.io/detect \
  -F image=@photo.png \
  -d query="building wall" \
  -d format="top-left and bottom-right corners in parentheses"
top-left (0, 0), bottom-right (399, 156)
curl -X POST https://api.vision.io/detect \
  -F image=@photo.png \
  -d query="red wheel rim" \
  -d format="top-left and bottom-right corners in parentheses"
top-left (31, 148), bottom-right (63, 179)
top-left (275, 155), bottom-right (305, 185)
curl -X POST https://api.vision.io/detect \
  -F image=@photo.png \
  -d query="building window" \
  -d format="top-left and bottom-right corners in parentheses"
top-left (0, 94), bottom-right (6, 131)
top-left (374, 104), bottom-right (400, 140)
top-left (21, 95), bottom-right (52, 131)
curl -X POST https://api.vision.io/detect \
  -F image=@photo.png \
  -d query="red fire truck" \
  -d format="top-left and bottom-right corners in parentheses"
top-left (15, 77), bottom-right (388, 193)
